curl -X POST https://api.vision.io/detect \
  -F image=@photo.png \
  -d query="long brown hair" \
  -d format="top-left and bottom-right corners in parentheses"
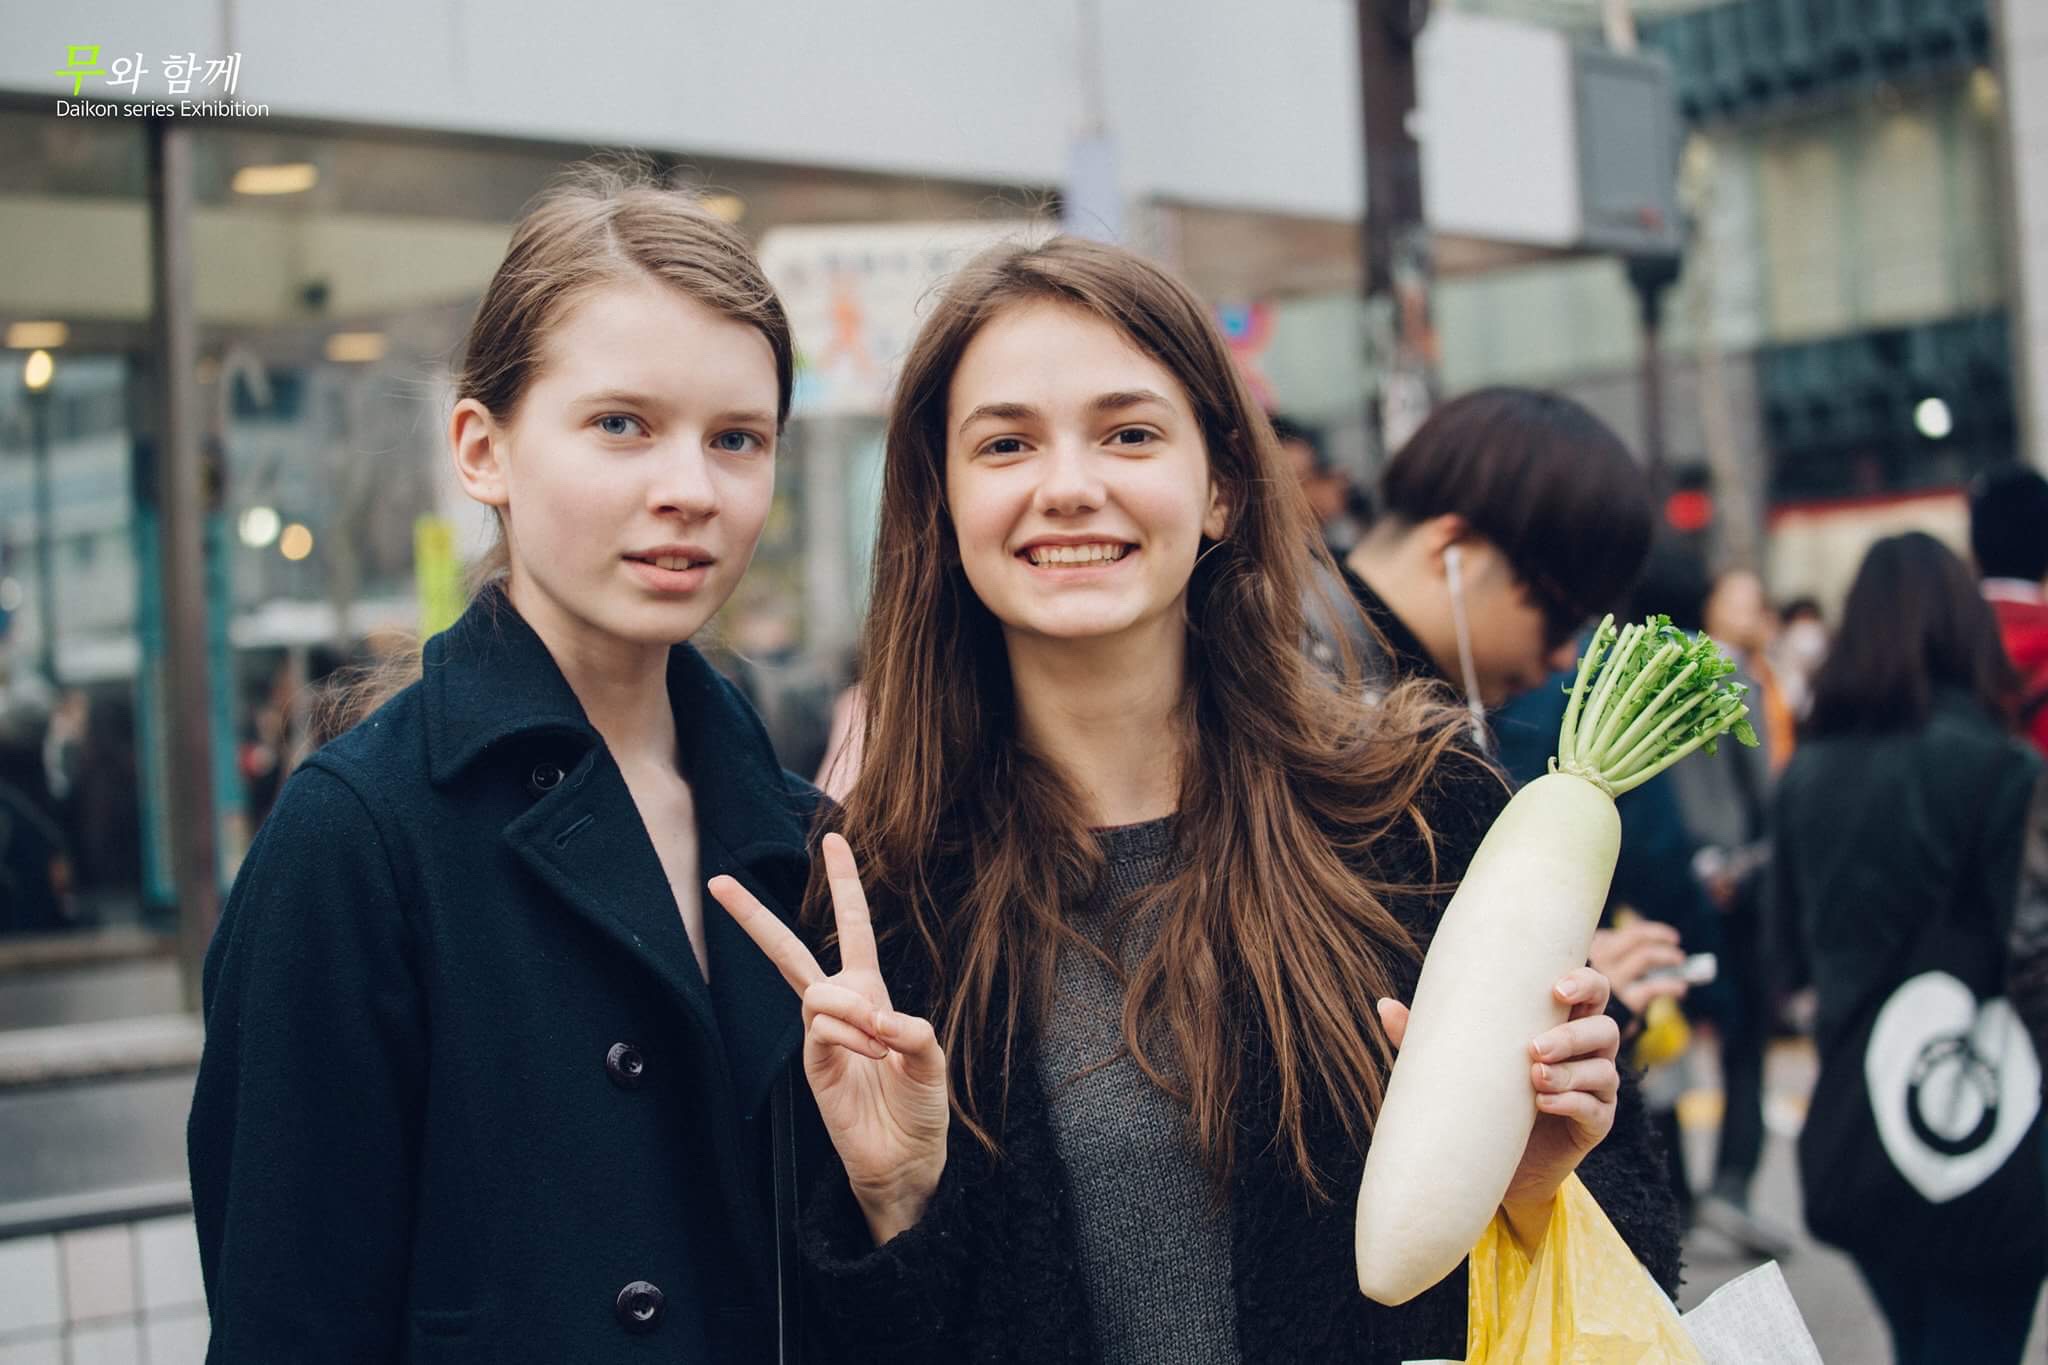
top-left (327, 158), bottom-right (793, 735)
top-left (823, 237), bottom-right (1481, 1196)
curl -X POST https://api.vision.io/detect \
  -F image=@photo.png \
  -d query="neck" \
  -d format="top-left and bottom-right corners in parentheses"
top-left (509, 578), bottom-right (679, 768)
top-left (1005, 621), bottom-right (1186, 828)
top-left (1345, 530), bottom-right (1455, 678)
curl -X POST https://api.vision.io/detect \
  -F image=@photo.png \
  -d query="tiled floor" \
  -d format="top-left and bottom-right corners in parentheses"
top-left (0, 1214), bottom-right (208, 1364)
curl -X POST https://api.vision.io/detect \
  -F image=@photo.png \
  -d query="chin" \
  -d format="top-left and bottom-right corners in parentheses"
top-left (1013, 607), bottom-right (1149, 642)
top-left (573, 595), bottom-right (714, 648)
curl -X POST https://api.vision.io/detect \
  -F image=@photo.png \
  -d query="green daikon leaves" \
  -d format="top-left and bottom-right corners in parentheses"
top-left (1553, 614), bottom-right (1758, 796)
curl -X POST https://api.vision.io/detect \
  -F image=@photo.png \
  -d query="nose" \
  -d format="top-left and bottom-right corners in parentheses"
top-left (649, 440), bottom-right (718, 520)
top-left (1036, 439), bottom-right (1105, 517)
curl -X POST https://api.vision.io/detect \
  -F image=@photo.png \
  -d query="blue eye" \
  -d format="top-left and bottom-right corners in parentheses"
top-left (713, 430), bottom-right (766, 454)
top-left (596, 414), bottom-right (643, 438)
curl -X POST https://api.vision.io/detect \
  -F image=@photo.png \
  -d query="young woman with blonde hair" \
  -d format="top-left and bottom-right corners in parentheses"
top-left (190, 165), bottom-right (831, 1364)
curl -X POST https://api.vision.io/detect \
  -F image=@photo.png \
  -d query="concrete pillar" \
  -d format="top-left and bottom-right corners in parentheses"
top-left (1996, 0), bottom-right (2048, 475)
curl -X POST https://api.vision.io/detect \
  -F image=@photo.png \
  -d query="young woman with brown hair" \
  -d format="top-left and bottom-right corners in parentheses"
top-left (716, 237), bottom-right (1681, 1362)
top-left (188, 165), bottom-right (833, 1363)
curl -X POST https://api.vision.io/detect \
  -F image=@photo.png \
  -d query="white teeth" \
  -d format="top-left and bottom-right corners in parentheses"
top-left (1026, 543), bottom-right (1128, 567)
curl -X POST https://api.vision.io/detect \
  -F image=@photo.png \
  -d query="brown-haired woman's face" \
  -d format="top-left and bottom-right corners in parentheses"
top-left (453, 277), bottom-right (779, 651)
top-left (943, 301), bottom-right (1227, 649)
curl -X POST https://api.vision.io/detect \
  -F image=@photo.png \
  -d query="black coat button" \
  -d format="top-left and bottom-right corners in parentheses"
top-left (614, 1280), bottom-right (663, 1333)
top-left (605, 1042), bottom-right (645, 1089)
top-left (527, 762), bottom-right (565, 796)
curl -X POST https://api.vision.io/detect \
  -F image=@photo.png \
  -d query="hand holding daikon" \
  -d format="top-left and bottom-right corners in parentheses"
top-left (1378, 964), bottom-right (1621, 1249)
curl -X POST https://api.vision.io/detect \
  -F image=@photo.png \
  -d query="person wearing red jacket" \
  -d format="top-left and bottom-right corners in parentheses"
top-left (1970, 466), bottom-right (2048, 758)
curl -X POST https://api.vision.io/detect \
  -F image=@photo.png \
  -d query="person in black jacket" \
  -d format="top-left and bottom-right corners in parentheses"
top-left (715, 238), bottom-right (1681, 1363)
top-left (1773, 532), bottom-right (2044, 1365)
top-left (187, 164), bottom-right (835, 1363)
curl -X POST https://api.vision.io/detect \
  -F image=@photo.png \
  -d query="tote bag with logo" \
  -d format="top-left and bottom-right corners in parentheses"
top-left (1797, 897), bottom-right (2045, 1272)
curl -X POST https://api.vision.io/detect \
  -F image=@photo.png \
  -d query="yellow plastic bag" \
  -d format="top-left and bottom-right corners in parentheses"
top-left (1464, 1173), bottom-right (1704, 1363)
top-left (1631, 994), bottom-right (1692, 1071)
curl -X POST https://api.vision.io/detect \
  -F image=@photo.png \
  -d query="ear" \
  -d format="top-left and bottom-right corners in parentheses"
top-left (450, 398), bottom-right (511, 509)
top-left (1201, 482), bottom-right (1231, 541)
top-left (1419, 513), bottom-right (1471, 578)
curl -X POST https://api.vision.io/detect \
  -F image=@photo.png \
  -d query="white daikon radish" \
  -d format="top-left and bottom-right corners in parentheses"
top-left (1355, 614), bottom-right (1757, 1306)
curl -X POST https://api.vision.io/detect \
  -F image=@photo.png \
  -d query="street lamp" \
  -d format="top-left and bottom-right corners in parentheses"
top-left (22, 349), bottom-right (56, 684)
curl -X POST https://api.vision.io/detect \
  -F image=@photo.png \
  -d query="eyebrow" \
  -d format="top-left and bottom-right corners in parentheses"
top-left (571, 388), bottom-right (660, 408)
top-left (954, 388), bottom-right (1177, 437)
top-left (708, 408), bottom-right (778, 428)
top-left (569, 390), bottom-right (775, 427)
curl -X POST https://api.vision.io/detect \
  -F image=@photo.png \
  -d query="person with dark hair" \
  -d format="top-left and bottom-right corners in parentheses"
top-left (1969, 464), bottom-right (2048, 756)
top-left (1674, 565), bottom-right (1796, 1259)
top-left (1339, 386), bottom-right (1654, 737)
top-left (1271, 412), bottom-right (1363, 555)
top-left (2013, 771), bottom-right (2048, 1195)
top-left (1771, 595), bottom-right (1828, 721)
top-left (1774, 532), bottom-right (2044, 1365)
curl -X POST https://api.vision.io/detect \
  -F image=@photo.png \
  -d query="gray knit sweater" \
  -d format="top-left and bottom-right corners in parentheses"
top-left (1035, 816), bottom-right (1240, 1364)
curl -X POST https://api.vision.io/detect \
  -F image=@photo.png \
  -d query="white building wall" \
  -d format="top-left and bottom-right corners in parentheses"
top-left (4, 0), bottom-right (1365, 220)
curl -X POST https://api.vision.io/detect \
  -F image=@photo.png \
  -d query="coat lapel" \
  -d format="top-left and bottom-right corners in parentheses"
top-left (667, 646), bottom-right (813, 1122)
top-left (500, 743), bottom-right (717, 1034)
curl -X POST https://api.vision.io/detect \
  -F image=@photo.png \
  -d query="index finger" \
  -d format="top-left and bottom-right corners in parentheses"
top-left (821, 833), bottom-right (880, 976)
top-left (708, 874), bottom-right (825, 996)
top-left (1556, 965), bottom-right (1611, 1018)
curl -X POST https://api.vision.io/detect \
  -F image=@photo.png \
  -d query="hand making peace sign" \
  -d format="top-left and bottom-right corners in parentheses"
top-left (708, 833), bottom-right (950, 1244)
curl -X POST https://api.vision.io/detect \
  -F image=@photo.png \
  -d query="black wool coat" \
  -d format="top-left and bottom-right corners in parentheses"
top-left (188, 592), bottom-right (834, 1363)
top-left (800, 747), bottom-right (1685, 1364)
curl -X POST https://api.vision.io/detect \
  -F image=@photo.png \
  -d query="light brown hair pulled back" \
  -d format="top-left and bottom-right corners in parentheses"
top-left (328, 158), bottom-right (792, 733)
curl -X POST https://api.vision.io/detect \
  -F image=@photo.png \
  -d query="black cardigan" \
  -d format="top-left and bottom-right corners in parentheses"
top-left (796, 747), bottom-right (1684, 1364)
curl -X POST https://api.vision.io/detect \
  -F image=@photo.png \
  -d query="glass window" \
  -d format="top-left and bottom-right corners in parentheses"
top-left (0, 113), bottom-right (150, 954)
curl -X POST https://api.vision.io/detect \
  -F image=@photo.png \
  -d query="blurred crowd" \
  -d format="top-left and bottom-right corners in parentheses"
top-left (4, 373), bottom-right (2047, 1358)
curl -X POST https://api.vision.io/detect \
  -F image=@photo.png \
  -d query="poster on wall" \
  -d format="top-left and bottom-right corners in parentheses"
top-left (759, 221), bottom-right (1043, 418)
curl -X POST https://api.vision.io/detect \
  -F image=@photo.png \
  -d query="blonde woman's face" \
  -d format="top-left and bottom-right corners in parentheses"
top-left (943, 302), bottom-right (1227, 650)
top-left (468, 278), bottom-right (780, 654)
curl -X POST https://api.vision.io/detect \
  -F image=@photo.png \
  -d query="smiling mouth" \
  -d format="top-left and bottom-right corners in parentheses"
top-left (1019, 542), bottom-right (1134, 567)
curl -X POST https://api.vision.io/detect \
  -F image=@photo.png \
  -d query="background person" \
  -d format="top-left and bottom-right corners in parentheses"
top-left (1774, 531), bottom-right (2044, 1365)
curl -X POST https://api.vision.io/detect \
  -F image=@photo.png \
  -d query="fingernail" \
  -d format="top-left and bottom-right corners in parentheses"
top-left (1535, 1064), bottom-right (1553, 1086)
top-left (875, 1011), bottom-right (898, 1034)
top-left (1557, 980), bottom-right (1580, 1001)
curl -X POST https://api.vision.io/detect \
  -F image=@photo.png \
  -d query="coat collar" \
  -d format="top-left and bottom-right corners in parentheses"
top-left (422, 589), bottom-right (812, 1121)
top-left (421, 590), bottom-right (809, 850)
top-left (422, 590), bottom-right (599, 786)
